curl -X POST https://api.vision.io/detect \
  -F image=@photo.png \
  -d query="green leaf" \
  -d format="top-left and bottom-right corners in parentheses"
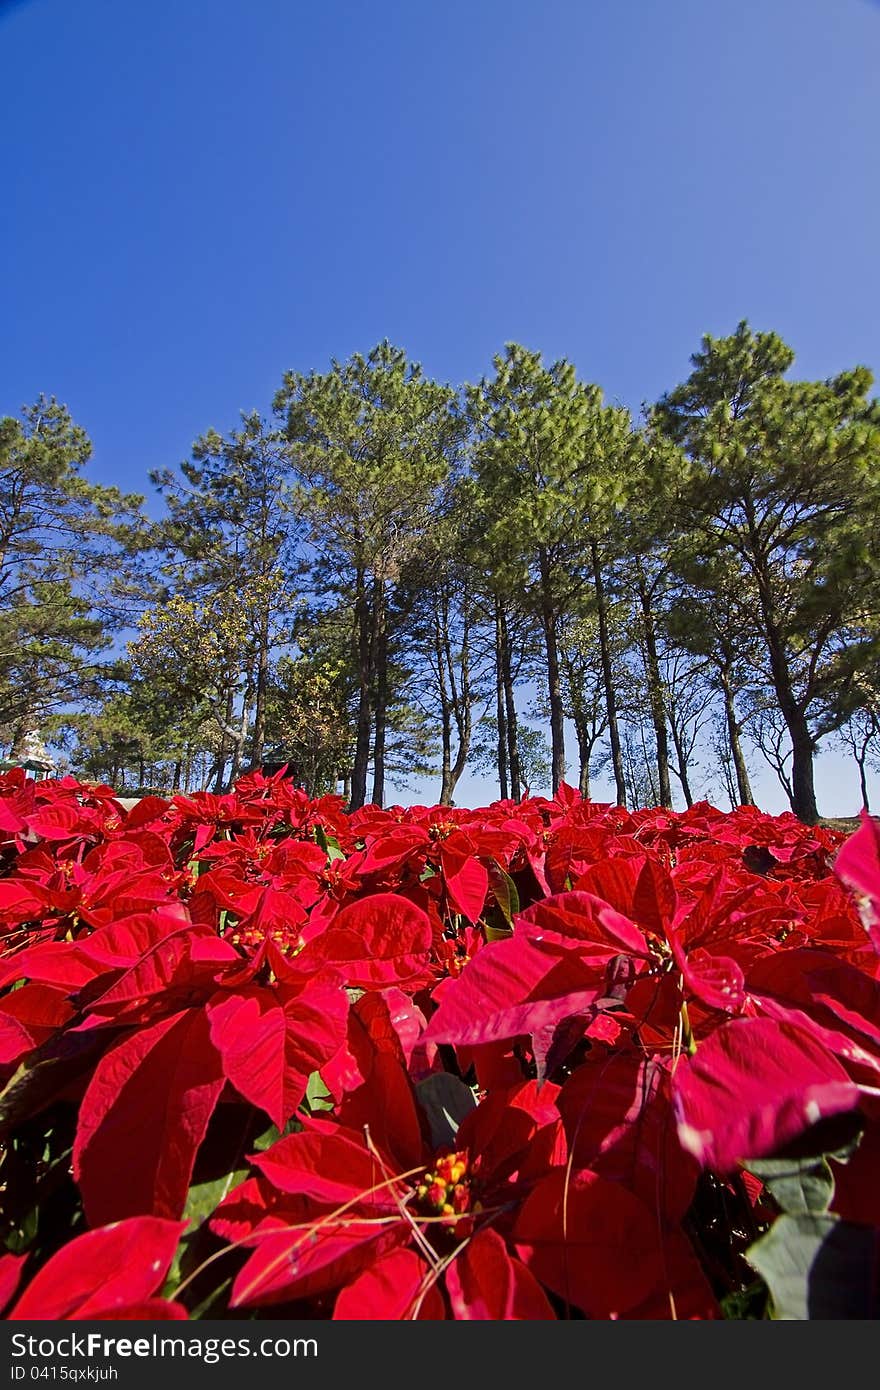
top-left (744, 1112), bottom-right (864, 1214)
top-left (744, 1155), bottom-right (835, 1215)
top-left (4, 1200), bottom-right (39, 1255)
top-left (188, 1274), bottom-right (235, 1321)
top-left (251, 1114), bottom-right (302, 1152)
top-left (415, 1073), bottom-right (477, 1150)
top-left (304, 1070), bottom-right (334, 1113)
top-left (719, 1279), bottom-right (770, 1321)
top-left (162, 1166), bottom-right (249, 1297)
top-left (182, 1167), bottom-right (249, 1231)
top-left (485, 857), bottom-right (519, 927)
top-left (315, 824), bottom-right (345, 862)
top-left (746, 1214), bottom-right (880, 1319)
top-left (0, 1032), bottom-right (105, 1141)
top-left (484, 922), bottom-right (514, 944)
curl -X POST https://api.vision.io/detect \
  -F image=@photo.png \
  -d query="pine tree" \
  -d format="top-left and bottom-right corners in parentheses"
top-left (0, 396), bottom-right (143, 745)
top-left (654, 322), bottom-right (880, 823)
top-left (274, 342), bottom-right (461, 808)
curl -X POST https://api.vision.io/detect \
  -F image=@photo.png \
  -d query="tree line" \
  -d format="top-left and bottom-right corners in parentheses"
top-left (3, 322), bottom-right (880, 824)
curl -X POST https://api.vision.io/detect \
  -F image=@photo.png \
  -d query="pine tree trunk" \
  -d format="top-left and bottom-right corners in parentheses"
top-left (539, 550), bottom-right (566, 793)
top-left (590, 537), bottom-right (626, 806)
top-left (635, 564), bottom-right (672, 808)
top-left (445, 612), bottom-right (473, 805)
top-left (350, 567), bottom-right (372, 811)
top-left (789, 722), bottom-right (818, 824)
top-left (213, 685), bottom-right (235, 793)
top-left (447, 703), bottom-right (472, 806)
top-left (575, 722), bottom-right (591, 798)
top-left (371, 579), bottom-right (387, 808)
top-left (439, 708), bottom-right (453, 805)
top-left (499, 604), bottom-right (522, 800)
top-left (746, 507), bottom-right (817, 823)
top-left (762, 615), bottom-right (817, 821)
top-left (437, 636), bottom-right (454, 806)
top-left (719, 665), bottom-right (754, 806)
top-left (229, 696), bottom-right (249, 787)
top-left (436, 591), bottom-right (455, 806)
top-left (494, 597), bottom-right (509, 800)
top-left (758, 601), bottom-right (816, 819)
top-left (667, 705), bottom-right (693, 808)
top-left (251, 603), bottom-right (270, 767)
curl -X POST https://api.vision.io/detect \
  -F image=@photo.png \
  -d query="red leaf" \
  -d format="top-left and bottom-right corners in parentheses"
top-left (207, 980), bottom-right (348, 1129)
top-left (440, 836), bottom-right (489, 922)
top-left (0, 879), bottom-right (50, 922)
top-left (0, 801), bottom-right (27, 835)
top-left (672, 1018), bottom-right (859, 1173)
top-left (231, 1220), bottom-right (407, 1307)
top-left (73, 1010), bottom-right (225, 1224)
top-left (516, 890), bottom-right (649, 959)
top-left (632, 857), bottom-right (678, 935)
top-left (752, 995), bottom-right (880, 1085)
top-left (93, 1299), bottom-right (188, 1320)
top-left (621, 1228), bottom-right (719, 1320)
top-left (573, 855), bottom-right (673, 937)
top-left (26, 803), bottom-right (96, 842)
top-left (671, 938), bottom-right (745, 1013)
top-left (0, 984), bottom-right (74, 1064)
top-left (834, 814), bottom-right (880, 955)
top-left (0, 1254), bottom-right (26, 1316)
top-left (0, 941), bottom-right (94, 992)
top-left (75, 909), bottom-right (191, 972)
top-left (323, 985), bottom-right (422, 1099)
top-left (251, 1125), bottom-right (398, 1208)
top-left (831, 1117), bottom-right (880, 1226)
top-left (514, 1168), bottom-right (664, 1317)
top-left (294, 892), bottom-right (433, 990)
top-left (209, 1174), bottom-right (283, 1242)
top-left (747, 949), bottom-right (880, 1081)
top-left (82, 924), bottom-right (238, 1018)
top-left (793, 957), bottom-right (880, 1051)
top-left (445, 1228), bottom-right (555, 1319)
top-left (456, 1080), bottom-right (564, 1188)
top-left (336, 1053), bottom-right (427, 1171)
top-left (545, 827), bottom-right (611, 894)
top-left (334, 1249), bottom-right (444, 1320)
top-left (122, 796), bottom-right (170, 830)
top-left (8, 1218), bottom-right (185, 1320)
top-left (557, 1052), bottom-right (698, 1220)
top-left (424, 934), bottom-right (600, 1048)
top-left (350, 988), bottom-right (426, 1070)
top-left (360, 826), bottom-right (428, 877)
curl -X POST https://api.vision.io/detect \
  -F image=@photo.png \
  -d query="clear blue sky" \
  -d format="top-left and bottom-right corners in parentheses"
top-left (2, 0), bottom-right (879, 812)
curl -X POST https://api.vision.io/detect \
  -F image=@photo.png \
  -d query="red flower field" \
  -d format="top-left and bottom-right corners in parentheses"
top-left (2, 768), bottom-right (879, 1320)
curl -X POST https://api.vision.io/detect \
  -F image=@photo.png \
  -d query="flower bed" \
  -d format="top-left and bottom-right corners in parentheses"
top-left (1, 768), bottom-right (879, 1320)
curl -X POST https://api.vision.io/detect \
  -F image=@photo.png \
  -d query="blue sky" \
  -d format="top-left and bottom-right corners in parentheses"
top-left (2, 0), bottom-right (879, 812)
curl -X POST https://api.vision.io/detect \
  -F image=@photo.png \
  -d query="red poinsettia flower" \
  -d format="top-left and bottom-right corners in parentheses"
top-left (210, 1064), bottom-right (564, 1319)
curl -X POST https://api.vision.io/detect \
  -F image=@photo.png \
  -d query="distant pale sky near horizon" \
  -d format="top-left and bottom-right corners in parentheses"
top-left (2, 0), bottom-right (879, 812)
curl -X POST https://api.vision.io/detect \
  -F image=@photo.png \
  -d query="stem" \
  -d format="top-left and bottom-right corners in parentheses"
top-left (679, 999), bottom-right (697, 1056)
